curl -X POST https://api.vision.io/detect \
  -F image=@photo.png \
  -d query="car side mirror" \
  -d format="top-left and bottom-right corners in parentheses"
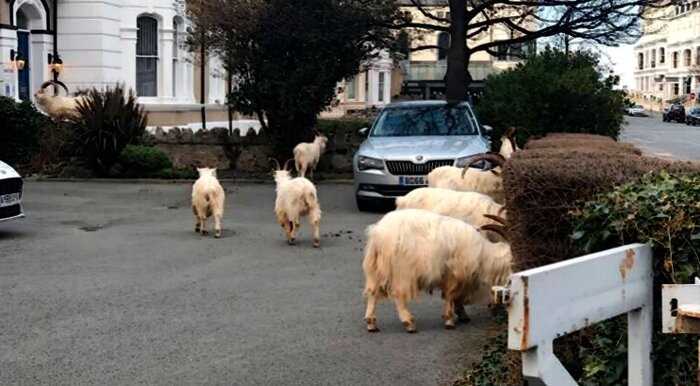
top-left (481, 125), bottom-right (493, 134)
top-left (358, 127), bottom-right (369, 137)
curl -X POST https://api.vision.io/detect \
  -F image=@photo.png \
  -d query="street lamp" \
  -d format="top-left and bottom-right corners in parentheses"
top-left (10, 49), bottom-right (26, 71)
top-left (48, 53), bottom-right (64, 75)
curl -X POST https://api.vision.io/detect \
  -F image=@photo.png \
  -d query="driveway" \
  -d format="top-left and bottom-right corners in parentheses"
top-left (622, 115), bottom-right (700, 160)
top-left (0, 182), bottom-right (492, 385)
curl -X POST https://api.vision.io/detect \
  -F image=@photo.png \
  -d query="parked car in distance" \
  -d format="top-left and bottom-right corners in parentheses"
top-left (353, 100), bottom-right (491, 212)
top-left (686, 107), bottom-right (700, 126)
top-left (663, 103), bottom-right (686, 123)
top-left (0, 161), bottom-right (24, 223)
top-left (626, 104), bottom-right (647, 116)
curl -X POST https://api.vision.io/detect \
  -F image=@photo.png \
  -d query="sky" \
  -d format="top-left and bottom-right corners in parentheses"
top-left (599, 44), bottom-right (635, 89)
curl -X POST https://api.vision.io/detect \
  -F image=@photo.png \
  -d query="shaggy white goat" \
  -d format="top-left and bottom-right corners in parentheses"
top-left (191, 168), bottom-right (225, 238)
top-left (427, 153), bottom-right (506, 203)
top-left (362, 209), bottom-right (512, 333)
top-left (272, 159), bottom-right (322, 247)
top-left (499, 127), bottom-right (520, 159)
top-left (396, 187), bottom-right (505, 230)
top-left (293, 133), bottom-right (328, 178)
top-left (33, 82), bottom-right (85, 121)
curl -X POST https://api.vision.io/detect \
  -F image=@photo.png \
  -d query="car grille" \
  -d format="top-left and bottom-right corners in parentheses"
top-left (360, 184), bottom-right (424, 197)
top-left (0, 177), bottom-right (23, 195)
top-left (385, 160), bottom-right (454, 176)
top-left (0, 204), bottom-right (22, 219)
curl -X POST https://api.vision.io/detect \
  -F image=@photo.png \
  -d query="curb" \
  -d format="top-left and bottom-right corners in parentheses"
top-left (26, 177), bottom-right (356, 185)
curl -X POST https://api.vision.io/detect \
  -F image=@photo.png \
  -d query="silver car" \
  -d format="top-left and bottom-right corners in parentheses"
top-left (353, 100), bottom-right (491, 211)
top-left (0, 161), bottom-right (24, 222)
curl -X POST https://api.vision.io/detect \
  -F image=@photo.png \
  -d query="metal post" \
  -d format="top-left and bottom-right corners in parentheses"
top-left (200, 37), bottom-right (206, 131)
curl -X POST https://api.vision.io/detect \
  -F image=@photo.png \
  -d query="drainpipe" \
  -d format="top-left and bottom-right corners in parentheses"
top-left (52, 0), bottom-right (59, 93)
top-left (200, 37), bottom-right (206, 130)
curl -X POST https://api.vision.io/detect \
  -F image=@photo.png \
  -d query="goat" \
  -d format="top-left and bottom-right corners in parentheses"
top-left (395, 187), bottom-right (506, 238)
top-left (293, 131), bottom-right (328, 179)
top-left (427, 153), bottom-right (506, 203)
top-left (362, 209), bottom-right (512, 333)
top-left (34, 81), bottom-right (86, 121)
top-left (191, 168), bottom-right (225, 238)
top-left (272, 159), bottom-right (322, 247)
top-left (499, 127), bottom-right (520, 159)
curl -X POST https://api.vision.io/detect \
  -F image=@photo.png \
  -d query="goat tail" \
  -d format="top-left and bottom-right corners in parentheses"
top-left (362, 227), bottom-right (380, 297)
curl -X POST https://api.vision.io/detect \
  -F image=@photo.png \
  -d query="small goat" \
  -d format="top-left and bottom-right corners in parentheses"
top-left (427, 153), bottom-right (506, 203)
top-left (499, 127), bottom-right (520, 159)
top-left (293, 132), bottom-right (328, 179)
top-left (34, 81), bottom-right (85, 121)
top-left (272, 159), bottom-right (322, 247)
top-left (191, 168), bottom-right (225, 238)
top-left (396, 187), bottom-right (506, 231)
top-left (362, 209), bottom-right (512, 333)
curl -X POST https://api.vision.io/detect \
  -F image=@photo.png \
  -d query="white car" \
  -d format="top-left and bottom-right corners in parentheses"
top-left (0, 161), bottom-right (24, 222)
top-left (626, 105), bottom-right (647, 117)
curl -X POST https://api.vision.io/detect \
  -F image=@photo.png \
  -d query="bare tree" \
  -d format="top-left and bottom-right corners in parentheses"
top-left (394, 0), bottom-right (669, 102)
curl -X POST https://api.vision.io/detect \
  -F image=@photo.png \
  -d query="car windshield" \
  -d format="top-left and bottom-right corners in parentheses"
top-left (371, 105), bottom-right (478, 137)
top-left (691, 108), bottom-right (700, 114)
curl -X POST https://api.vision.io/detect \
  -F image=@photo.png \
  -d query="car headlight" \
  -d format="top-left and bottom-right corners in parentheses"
top-left (358, 156), bottom-right (384, 171)
top-left (455, 156), bottom-right (489, 169)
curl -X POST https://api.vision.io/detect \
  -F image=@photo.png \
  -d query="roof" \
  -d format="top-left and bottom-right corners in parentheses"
top-left (396, 0), bottom-right (449, 6)
top-left (384, 100), bottom-right (471, 108)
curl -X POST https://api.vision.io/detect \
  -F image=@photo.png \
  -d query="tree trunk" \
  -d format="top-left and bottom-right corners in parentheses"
top-left (446, 0), bottom-right (468, 103)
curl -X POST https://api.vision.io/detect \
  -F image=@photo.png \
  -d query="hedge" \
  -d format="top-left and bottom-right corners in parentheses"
top-left (503, 133), bottom-right (700, 270)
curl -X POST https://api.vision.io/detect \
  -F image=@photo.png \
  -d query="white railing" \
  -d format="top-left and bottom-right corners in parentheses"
top-left (493, 244), bottom-right (654, 386)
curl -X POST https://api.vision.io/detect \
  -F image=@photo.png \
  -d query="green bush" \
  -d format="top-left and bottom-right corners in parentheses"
top-left (119, 145), bottom-right (172, 173)
top-left (476, 48), bottom-right (625, 148)
top-left (570, 171), bottom-right (700, 386)
top-left (316, 118), bottom-right (371, 136)
top-left (0, 96), bottom-right (50, 168)
top-left (69, 85), bottom-right (147, 175)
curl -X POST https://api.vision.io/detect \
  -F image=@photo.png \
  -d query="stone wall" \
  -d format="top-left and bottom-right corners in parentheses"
top-left (148, 125), bottom-right (364, 175)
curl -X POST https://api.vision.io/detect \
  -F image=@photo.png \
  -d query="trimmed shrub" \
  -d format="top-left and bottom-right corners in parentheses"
top-left (69, 85), bottom-right (147, 175)
top-left (119, 145), bottom-right (172, 174)
top-left (0, 96), bottom-right (50, 169)
top-left (570, 172), bottom-right (700, 386)
top-left (504, 133), bottom-right (700, 270)
top-left (476, 48), bottom-right (626, 149)
top-left (316, 118), bottom-right (371, 136)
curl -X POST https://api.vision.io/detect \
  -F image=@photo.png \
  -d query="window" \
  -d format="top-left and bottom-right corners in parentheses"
top-left (437, 32), bottom-right (450, 60)
top-left (364, 71), bottom-right (369, 102)
top-left (638, 53), bottom-right (644, 70)
top-left (684, 49), bottom-right (691, 66)
top-left (136, 16), bottom-right (158, 97)
top-left (346, 76), bottom-right (356, 100)
top-left (673, 83), bottom-right (680, 95)
top-left (651, 49), bottom-right (656, 68)
top-left (696, 47), bottom-right (700, 65)
top-left (673, 52), bottom-right (679, 68)
top-left (660, 47), bottom-right (665, 63)
top-left (377, 73), bottom-right (385, 102)
top-left (685, 77), bottom-right (692, 94)
top-left (497, 44), bottom-right (508, 61)
top-left (659, 83), bottom-right (664, 92)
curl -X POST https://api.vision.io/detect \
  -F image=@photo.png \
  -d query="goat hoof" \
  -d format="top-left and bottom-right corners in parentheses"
top-left (313, 239), bottom-right (320, 248)
top-left (214, 231), bottom-right (221, 238)
top-left (403, 321), bottom-right (417, 333)
top-left (444, 320), bottom-right (456, 330)
top-left (287, 238), bottom-right (296, 245)
top-left (201, 230), bottom-right (209, 236)
top-left (195, 226), bottom-right (200, 233)
top-left (366, 319), bottom-right (379, 332)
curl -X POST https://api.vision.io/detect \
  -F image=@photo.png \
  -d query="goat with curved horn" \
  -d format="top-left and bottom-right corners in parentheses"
top-left (479, 224), bottom-right (508, 241)
top-left (483, 214), bottom-right (507, 225)
top-left (269, 157), bottom-right (281, 170)
top-left (461, 153), bottom-right (506, 178)
top-left (283, 159), bottom-right (295, 171)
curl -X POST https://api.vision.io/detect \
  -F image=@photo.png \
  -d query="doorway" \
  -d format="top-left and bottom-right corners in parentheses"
top-left (17, 31), bottom-right (30, 101)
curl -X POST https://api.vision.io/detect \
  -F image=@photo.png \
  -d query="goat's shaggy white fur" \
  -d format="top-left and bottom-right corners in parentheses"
top-left (396, 187), bottom-right (505, 229)
top-left (427, 165), bottom-right (504, 203)
top-left (362, 209), bottom-right (512, 332)
top-left (293, 134), bottom-right (328, 178)
top-left (34, 87), bottom-right (85, 121)
top-left (274, 167), bottom-right (322, 247)
top-left (191, 168), bottom-right (225, 238)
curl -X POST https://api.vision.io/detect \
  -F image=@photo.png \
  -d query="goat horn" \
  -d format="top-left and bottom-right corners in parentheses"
top-left (461, 153), bottom-right (506, 178)
top-left (479, 224), bottom-right (508, 241)
top-left (283, 158), bottom-right (294, 171)
top-left (269, 157), bottom-right (281, 170)
top-left (39, 81), bottom-right (55, 90)
top-left (484, 214), bottom-right (507, 225)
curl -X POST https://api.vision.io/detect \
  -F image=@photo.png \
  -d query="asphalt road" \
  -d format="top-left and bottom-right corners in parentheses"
top-left (621, 115), bottom-right (700, 160)
top-left (0, 182), bottom-right (492, 386)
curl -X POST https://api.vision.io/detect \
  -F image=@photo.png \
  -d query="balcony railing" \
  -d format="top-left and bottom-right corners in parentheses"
top-left (404, 61), bottom-right (496, 82)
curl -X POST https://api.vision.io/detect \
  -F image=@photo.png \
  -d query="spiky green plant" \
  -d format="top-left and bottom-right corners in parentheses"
top-left (70, 85), bottom-right (147, 175)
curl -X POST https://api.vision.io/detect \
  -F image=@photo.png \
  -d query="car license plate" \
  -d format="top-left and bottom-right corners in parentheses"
top-left (0, 192), bottom-right (20, 207)
top-left (399, 176), bottom-right (426, 186)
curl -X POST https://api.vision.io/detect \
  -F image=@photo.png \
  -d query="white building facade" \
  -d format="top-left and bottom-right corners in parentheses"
top-left (0, 0), bottom-right (228, 126)
top-left (633, 2), bottom-right (700, 102)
